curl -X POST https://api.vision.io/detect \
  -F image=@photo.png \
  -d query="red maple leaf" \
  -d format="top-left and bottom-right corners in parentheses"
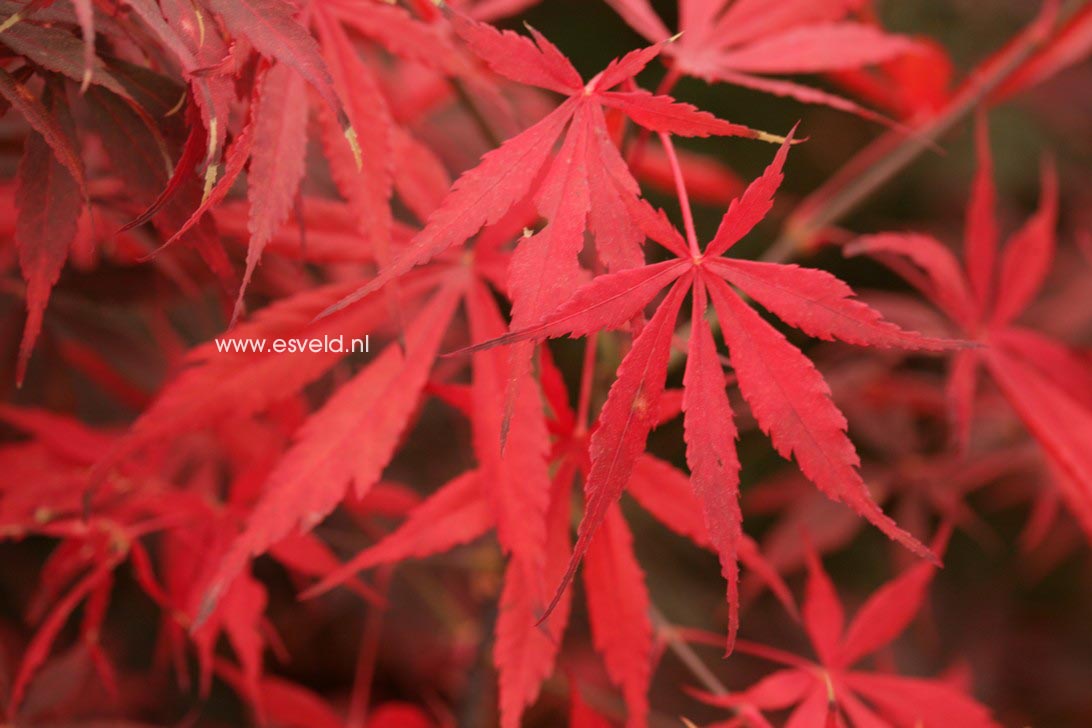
top-left (605, 0), bottom-right (922, 121)
top-left (847, 115), bottom-right (1092, 543)
top-left (461, 129), bottom-right (956, 653)
top-left (691, 534), bottom-right (1000, 728)
top-left (317, 12), bottom-right (785, 321)
top-left (302, 341), bottom-right (793, 727)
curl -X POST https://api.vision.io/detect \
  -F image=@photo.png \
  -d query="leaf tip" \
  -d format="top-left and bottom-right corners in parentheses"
top-left (754, 130), bottom-right (797, 146)
top-left (344, 125), bottom-right (363, 170)
top-left (202, 163), bottom-right (219, 203)
top-left (0, 11), bottom-right (24, 33)
top-left (192, 587), bottom-right (221, 632)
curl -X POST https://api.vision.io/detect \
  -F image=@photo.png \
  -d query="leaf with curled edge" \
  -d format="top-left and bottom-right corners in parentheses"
top-left (203, 0), bottom-right (360, 163)
top-left (83, 83), bottom-right (234, 286)
top-left (123, 0), bottom-right (229, 173)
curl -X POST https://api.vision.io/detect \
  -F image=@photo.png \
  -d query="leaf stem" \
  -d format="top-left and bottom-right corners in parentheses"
top-left (658, 132), bottom-right (701, 258)
top-left (649, 604), bottom-right (729, 697)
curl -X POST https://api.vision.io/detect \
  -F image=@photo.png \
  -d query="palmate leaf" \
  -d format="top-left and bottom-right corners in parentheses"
top-left (848, 116), bottom-right (1092, 543)
top-left (469, 135), bottom-right (953, 650)
top-left (0, 0), bottom-right (1083, 724)
top-left (697, 534), bottom-right (1000, 727)
top-left (606, 0), bottom-right (921, 121)
top-left (317, 13), bottom-right (783, 319)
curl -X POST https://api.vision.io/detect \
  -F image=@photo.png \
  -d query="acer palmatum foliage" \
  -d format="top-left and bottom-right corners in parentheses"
top-left (0, 1), bottom-right (1090, 727)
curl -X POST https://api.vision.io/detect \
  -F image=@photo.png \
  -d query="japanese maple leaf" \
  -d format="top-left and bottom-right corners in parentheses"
top-left (302, 343), bottom-right (790, 728)
top-left (120, 0), bottom-right (413, 322)
top-left (178, 200), bottom-right (562, 728)
top-left (692, 538), bottom-right (1000, 728)
top-left (459, 130), bottom-right (954, 652)
top-left (303, 342), bottom-right (790, 728)
top-left (0, 406), bottom-right (295, 718)
top-left (146, 1), bottom-right (390, 321)
top-left (318, 12), bottom-right (785, 320)
top-left (290, 254), bottom-right (565, 728)
top-left (197, 269), bottom-right (467, 618)
top-left (605, 0), bottom-right (919, 120)
top-left (102, 136), bottom-right (522, 633)
top-left (847, 116), bottom-right (1092, 543)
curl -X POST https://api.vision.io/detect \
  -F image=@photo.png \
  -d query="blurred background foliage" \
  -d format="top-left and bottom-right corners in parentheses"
top-left (0, 1), bottom-right (1089, 726)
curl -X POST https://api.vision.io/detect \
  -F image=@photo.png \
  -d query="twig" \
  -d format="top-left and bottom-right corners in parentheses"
top-left (766, 1), bottom-right (1072, 261)
top-left (649, 604), bottom-right (729, 698)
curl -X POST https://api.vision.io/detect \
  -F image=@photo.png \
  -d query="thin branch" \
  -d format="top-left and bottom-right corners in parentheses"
top-left (765, 1), bottom-right (1072, 262)
top-left (650, 604), bottom-right (730, 698)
